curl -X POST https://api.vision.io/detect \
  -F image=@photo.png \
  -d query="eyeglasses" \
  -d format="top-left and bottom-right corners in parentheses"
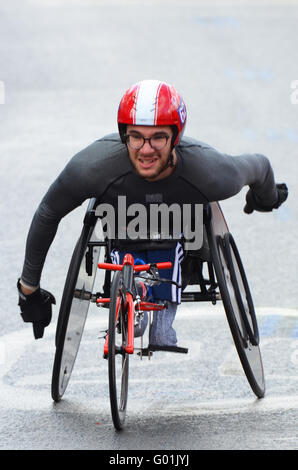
top-left (124, 133), bottom-right (170, 151)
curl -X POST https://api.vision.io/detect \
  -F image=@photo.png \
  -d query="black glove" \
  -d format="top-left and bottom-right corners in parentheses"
top-left (17, 279), bottom-right (56, 339)
top-left (244, 183), bottom-right (288, 214)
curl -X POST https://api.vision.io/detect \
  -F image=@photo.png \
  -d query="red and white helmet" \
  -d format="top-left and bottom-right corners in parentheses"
top-left (118, 80), bottom-right (187, 147)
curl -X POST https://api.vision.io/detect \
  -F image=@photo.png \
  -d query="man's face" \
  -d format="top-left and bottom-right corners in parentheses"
top-left (126, 125), bottom-right (174, 181)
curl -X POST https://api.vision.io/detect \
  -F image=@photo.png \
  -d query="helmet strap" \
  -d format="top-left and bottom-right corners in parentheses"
top-left (162, 151), bottom-right (175, 172)
top-left (168, 152), bottom-right (175, 168)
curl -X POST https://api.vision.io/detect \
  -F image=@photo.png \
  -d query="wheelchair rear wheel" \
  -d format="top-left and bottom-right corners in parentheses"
top-left (222, 233), bottom-right (259, 346)
top-left (108, 271), bottom-right (129, 430)
top-left (51, 224), bottom-right (100, 402)
top-left (207, 203), bottom-right (265, 398)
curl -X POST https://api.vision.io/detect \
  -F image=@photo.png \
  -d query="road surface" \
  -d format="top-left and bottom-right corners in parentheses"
top-left (0, 0), bottom-right (297, 451)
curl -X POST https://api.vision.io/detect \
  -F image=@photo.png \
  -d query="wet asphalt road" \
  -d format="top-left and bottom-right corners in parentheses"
top-left (0, 0), bottom-right (297, 451)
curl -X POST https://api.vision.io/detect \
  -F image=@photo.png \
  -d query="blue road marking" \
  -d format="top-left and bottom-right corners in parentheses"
top-left (259, 315), bottom-right (281, 337)
top-left (275, 205), bottom-right (291, 222)
top-left (243, 128), bottom-right (256, 140)
top-left (266, 128), bottom-right (282, 141)
top-left (291, 320), bottom-right (298, 338)
top-left (284, 128), bottom-right (298, 142)
top-left (259, 314), bottom-right (298, 338)
top-left (195, 16), bottom-right (239, 27)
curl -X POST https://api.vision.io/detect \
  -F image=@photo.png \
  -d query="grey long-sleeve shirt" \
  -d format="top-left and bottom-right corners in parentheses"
top-left (21, 133), bottom-right (278, 287)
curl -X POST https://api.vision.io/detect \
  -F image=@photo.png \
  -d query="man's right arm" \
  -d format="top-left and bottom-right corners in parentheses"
top-left (20, 135), bottom-right (128, 288)
top-left (17, 146), bottom-right (96, 336)
top-left (20, 198), bottom-right (68, 289)
top-left (17, 181), bottom-right (75, 337)
top-left (18, 135), bottom-right (130, 337)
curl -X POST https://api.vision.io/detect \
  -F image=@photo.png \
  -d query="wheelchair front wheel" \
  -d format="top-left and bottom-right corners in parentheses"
top-left (108, 271), bottom-right (129, 430)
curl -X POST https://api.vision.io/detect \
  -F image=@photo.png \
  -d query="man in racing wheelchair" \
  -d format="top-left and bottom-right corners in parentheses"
top-left (17, 79), bottom-right (288, 350)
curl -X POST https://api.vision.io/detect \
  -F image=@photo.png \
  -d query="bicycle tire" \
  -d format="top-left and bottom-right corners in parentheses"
top-left (108, 271), bottom-right (129, 430)
top-left (51, 224), bottom-right (100, 402)
top-left (206, 211), bottom-right (265, 398)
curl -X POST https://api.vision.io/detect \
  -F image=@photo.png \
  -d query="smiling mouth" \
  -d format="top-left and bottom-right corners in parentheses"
top-left (138, 157), bottom-right (159, 169)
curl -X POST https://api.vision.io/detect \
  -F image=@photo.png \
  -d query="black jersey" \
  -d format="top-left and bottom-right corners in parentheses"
top-left (21, 133), bottom-right (278, 287)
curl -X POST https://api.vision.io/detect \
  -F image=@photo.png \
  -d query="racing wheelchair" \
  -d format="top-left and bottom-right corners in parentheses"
top-left (51, 198), bottom-right (265, 430)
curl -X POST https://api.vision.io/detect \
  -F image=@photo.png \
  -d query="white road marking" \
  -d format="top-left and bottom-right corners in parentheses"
top-left (0, 307), bottom-right (297, 413)
top-left (179, 303), bottom-right (298, 318)
top-left (162, 394), bottom-right (298, 417)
